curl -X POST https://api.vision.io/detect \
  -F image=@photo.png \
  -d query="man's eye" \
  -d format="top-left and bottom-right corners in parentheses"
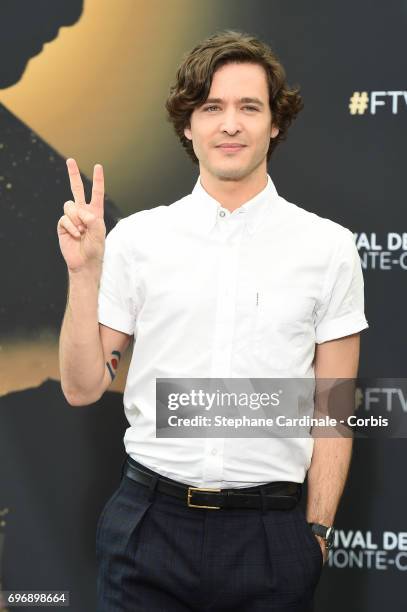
top-left (203, 105), bottom-right (259, 112)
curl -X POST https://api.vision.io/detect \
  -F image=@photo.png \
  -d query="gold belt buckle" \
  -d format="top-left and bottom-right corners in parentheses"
top-left (187, 486), bottom-right (221, 509)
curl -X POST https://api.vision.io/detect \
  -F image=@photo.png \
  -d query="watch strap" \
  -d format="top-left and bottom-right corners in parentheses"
top-left (308, 522), bottom-right (335, 549)
top-left (308, 522), bottom-right (330, 538)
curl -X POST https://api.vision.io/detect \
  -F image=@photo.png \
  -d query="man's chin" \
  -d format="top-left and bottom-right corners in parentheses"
top-left (204, 154), bottom-right (266, 182)
top-left (209, 165), bottom-right (251, 182)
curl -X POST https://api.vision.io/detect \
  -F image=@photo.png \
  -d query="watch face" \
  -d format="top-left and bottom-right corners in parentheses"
top-left (325, 526), bottom-right (335, 548)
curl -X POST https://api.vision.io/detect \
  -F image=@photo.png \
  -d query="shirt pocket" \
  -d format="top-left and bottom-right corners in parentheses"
top-left (252, 288), bottom-right (316, 372)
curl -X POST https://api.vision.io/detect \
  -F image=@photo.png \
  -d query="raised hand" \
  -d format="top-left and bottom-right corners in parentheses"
top-left (57, 158), bottom-right (106, 272)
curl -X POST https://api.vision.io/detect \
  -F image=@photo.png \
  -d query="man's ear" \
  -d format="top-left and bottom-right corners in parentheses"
top-left (184, 124), bottom-right (192, 141)
top-left (271, 125), bottom-right (279, 139)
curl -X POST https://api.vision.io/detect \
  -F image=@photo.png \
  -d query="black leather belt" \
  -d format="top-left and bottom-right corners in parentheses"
top-left (124, 459), bottom-right (302, 510)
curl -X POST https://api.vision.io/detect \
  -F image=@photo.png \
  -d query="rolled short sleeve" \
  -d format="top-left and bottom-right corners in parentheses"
top-left (314, 229), bottom-right (369, 343)
top-left (97, 220), bottom-right (138, 335)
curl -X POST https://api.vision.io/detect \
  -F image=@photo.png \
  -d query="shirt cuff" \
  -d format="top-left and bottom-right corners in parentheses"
top-left (98, 299), bottom-right (135, 335)
top-left (315, 315), bottom-right (369, 344)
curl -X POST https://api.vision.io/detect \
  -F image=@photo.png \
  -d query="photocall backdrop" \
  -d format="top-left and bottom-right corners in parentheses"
top-left (0, 1), bottom-right (405, 611)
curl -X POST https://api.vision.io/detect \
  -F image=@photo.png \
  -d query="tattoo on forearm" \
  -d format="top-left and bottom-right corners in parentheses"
top-left (106, 350), bottom-right (121, 382)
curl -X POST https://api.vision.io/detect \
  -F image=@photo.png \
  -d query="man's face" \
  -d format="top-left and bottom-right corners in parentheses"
top-left (184, 61), bottom-right (279, 181)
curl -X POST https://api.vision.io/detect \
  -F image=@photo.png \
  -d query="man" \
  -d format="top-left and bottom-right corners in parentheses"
top-left (58, 30), bottom-right (368, 611)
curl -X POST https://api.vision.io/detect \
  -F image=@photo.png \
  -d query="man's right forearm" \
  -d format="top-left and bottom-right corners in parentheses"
top-left (59, 265), bottom-right (105, 405)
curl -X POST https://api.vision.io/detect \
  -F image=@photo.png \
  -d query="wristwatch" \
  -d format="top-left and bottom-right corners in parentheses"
top-left (308, 522), bottom-right (335, 550)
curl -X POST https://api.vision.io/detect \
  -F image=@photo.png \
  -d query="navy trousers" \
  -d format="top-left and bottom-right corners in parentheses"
top-left (96, 457), bottom-right (323, 611)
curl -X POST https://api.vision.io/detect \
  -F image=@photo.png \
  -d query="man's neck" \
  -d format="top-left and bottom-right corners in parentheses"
top-left (199, 168), bottom-right (268, 212)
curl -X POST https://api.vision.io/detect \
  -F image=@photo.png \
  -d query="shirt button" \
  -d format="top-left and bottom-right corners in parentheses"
top-left (219, 210), bottom-right (226, 217)
top-left (211, 448), bottom-right (218, 456)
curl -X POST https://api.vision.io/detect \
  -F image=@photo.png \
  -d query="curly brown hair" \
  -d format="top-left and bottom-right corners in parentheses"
top-left (165, 29), bottom-right (304, 165)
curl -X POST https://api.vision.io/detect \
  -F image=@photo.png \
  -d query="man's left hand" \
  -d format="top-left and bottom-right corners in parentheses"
top-left (315, 535), bottom-right (329, 565)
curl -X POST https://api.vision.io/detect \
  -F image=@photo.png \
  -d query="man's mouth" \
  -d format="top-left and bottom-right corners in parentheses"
top-left (216, 144), bottom-right (247, 152)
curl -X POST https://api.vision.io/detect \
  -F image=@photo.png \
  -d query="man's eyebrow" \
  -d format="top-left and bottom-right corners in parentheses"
top-left (203, 97), bottom-right (265, 107)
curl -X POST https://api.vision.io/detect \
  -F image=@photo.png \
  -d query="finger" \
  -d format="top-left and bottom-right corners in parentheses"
top-left (57, 215), bottom-right (81, 238)
top-left (90, 163), bottom-right (104, 215)
top-left (76, 206), bottom-right (96, 227)
top-left (63, 200), bottom-right (83, 225)
top-left (66, 158), bottom-right (86, 205)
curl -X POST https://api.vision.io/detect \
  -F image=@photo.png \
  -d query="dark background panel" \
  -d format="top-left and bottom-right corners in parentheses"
top-left (1, 1), bottom-right (406, 610)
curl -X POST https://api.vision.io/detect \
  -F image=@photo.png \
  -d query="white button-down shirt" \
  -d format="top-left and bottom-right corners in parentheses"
top-left (97, 174), bottom-right (368, 487)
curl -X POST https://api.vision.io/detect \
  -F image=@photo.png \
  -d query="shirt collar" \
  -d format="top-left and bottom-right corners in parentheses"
top-left (190, 173), bottom-right (279, 235)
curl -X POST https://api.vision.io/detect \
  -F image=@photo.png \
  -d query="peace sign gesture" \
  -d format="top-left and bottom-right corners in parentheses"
top-left (57, 158), bottom-right (106, 273)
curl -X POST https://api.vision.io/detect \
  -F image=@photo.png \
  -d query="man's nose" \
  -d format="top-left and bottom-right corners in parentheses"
top-left (219, 110), bottom-right (242, 134)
